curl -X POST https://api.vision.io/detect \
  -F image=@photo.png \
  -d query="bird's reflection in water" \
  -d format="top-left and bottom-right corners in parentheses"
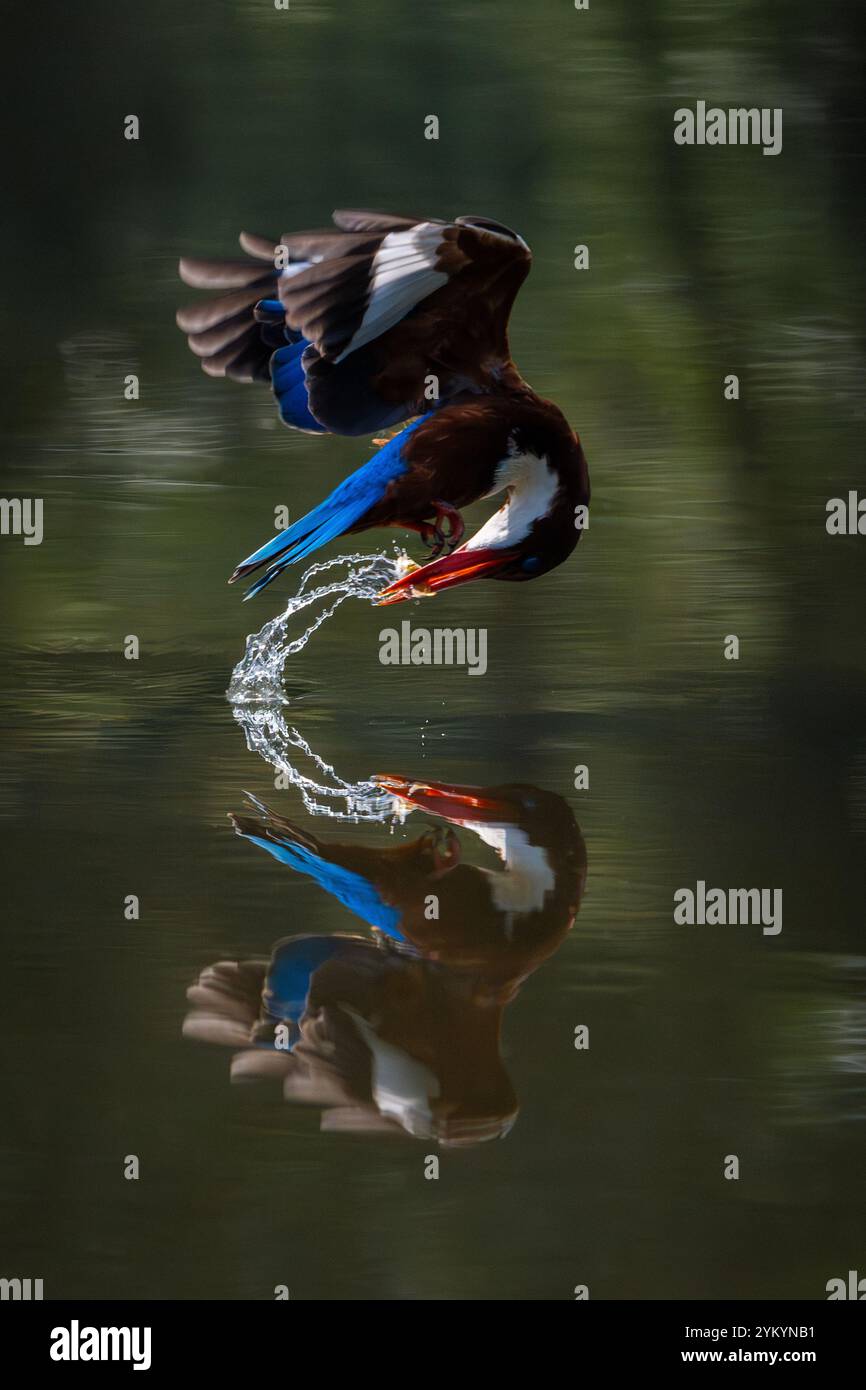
top-left (185, 771), bottom-right (586, 1147)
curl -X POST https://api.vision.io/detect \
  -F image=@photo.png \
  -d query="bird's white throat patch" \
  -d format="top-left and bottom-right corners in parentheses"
top-left (468, 821), bottom-right (557, 916)
top-left (466, 444), bottom-right (559, 550)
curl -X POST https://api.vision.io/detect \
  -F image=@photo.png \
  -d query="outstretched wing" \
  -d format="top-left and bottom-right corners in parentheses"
top-left (177, 244), bottom-right (329, 433)
top-left (281, 211), bottom-right (532, 433)
top-left (177, 211), bottom-right (532, 436)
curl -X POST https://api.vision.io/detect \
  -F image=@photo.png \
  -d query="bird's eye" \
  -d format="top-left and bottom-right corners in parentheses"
top-left (521, 555), bottom-right (543, 574)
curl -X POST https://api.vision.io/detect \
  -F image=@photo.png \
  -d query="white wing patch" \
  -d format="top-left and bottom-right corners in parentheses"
top-left (279, 260), bottom-right (316, 279)
top-left (464, 443), bottom-right (560, 551)
top-left (334, 223), bottom-right (449, 362)
top-left (342, 1007), bottom-right (440, 1138)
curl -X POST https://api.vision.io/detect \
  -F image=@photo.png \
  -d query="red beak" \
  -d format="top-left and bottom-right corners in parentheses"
top-left (374, 775), bottom-right (516, 825)
top-left (376, 546), bottom-right (516, 605)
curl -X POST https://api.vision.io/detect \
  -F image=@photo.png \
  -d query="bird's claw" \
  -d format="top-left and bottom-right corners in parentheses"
top-left (420, 522), bottom-right (446, 559)
top-left (422, 502), bottom-right (465, 558)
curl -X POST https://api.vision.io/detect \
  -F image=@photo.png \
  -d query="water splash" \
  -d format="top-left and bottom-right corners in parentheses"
top-left (227, 551), bottom-right (400, 703)
top-left (230, 702), bottom-right (407, 824)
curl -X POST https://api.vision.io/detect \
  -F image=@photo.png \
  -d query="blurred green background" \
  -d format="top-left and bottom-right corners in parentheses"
top-left (0, 0), bottom-right (864, 1298)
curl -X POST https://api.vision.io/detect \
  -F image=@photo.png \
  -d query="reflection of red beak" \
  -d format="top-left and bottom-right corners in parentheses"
top-left (376, 546), bottom-right (515, 605)
top-left (374, 775), bottom-right (516, 826)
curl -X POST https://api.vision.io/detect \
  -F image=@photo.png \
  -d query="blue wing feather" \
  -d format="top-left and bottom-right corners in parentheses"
top-left (234, 411), bottom-right (433, 597)
top-left (248, 298), bottom-right (326, 433)
top-left (271, 338), bottom-right (327, 433)
top-left (262, 935), bottom-right (371, 1046)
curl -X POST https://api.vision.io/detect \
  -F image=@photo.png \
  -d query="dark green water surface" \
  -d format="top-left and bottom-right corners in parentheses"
top-left (1, 0), bottom-right (864, 1299)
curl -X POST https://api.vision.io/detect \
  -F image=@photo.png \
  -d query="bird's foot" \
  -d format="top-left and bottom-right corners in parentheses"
top-left (420, 521), bottom-right (446, 559)
top-left (372, 423), bottom-right (409, 447)
top-left (433, 500), bottom-right (465, 550)
top-left (421, 502), bottom-right (465, 559)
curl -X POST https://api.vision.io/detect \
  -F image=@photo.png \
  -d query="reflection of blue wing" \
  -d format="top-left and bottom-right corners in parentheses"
top-left (245, 833), bottom-right (404, 939)
top-left (262, 936), bottom-right (352, 1047)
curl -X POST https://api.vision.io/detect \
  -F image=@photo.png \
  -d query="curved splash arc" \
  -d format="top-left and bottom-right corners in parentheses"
top-left (227, 551), bottom-right (400, 704)
top-left (231, 703), bottom-right (406, 824)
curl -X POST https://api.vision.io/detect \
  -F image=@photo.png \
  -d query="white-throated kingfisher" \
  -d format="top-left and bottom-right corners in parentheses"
top-left (177, 210), bottom-right (590, 601)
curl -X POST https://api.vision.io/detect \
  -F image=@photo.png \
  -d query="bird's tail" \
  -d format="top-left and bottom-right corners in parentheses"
top-left (231, 798), bottom-right (403, 938)
top-left (230, 795), bottom-right (324, 869)
top-left (228, 471), bottom-right (381, 597)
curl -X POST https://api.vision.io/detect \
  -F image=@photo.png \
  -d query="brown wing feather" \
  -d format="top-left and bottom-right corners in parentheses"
top-left (176, 212), bottom-right (533, 432)
top-left (271, 213), bottom-right (530, 370)
top-left (332, 209), bottom-right (432, 233)
top-left (372, 224), bottom-right (531, 397)
top-left (294, 213), bottom-right (532, 432)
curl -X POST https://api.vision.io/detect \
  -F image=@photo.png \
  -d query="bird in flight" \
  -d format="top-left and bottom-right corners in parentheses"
top-left (177, 210), bottom-right (590, 602)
